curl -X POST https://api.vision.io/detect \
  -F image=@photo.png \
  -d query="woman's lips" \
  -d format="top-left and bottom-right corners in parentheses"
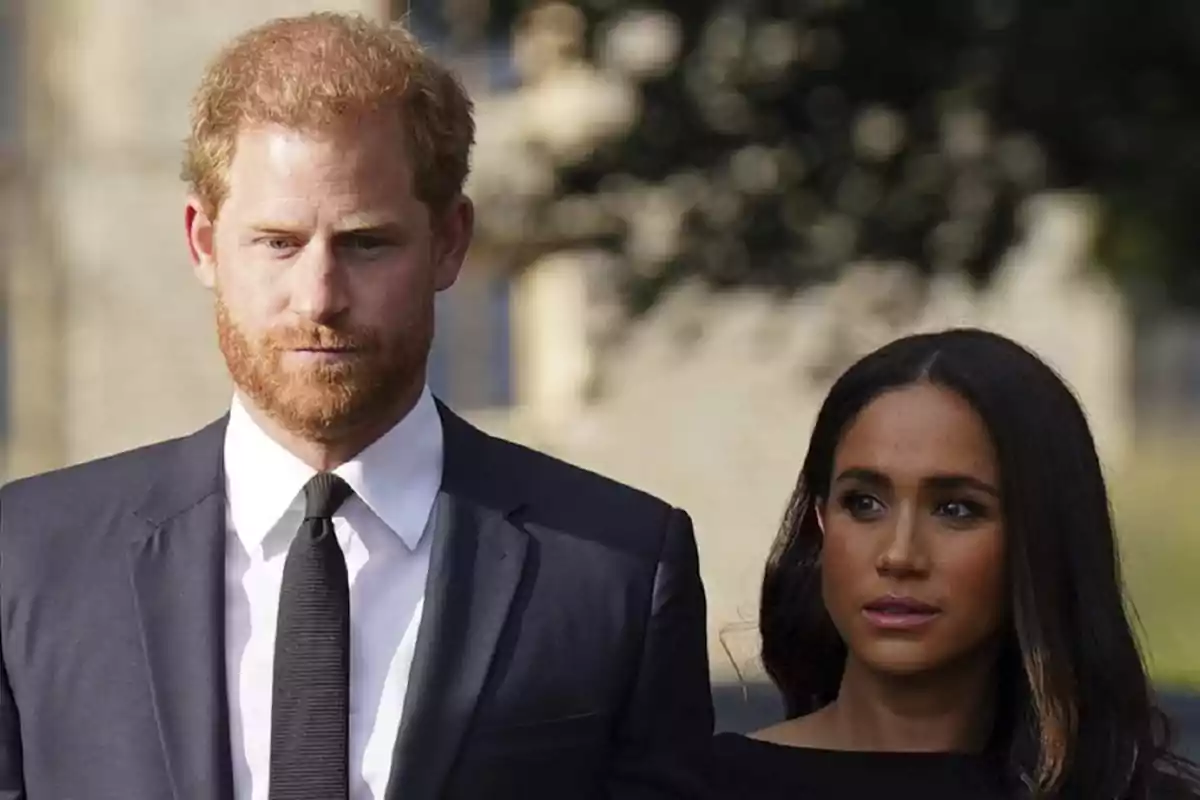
top-left (861, 596), bottom-right (942, 630)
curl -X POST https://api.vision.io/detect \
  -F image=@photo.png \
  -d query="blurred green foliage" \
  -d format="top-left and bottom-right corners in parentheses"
top-left (1113, 442), bottom-right (1200, 690)
top-left (534, 0), bottom-right (1200, 313)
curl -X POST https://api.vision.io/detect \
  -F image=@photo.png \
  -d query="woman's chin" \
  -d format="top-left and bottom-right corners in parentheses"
top-left (854, 642), bottom-right (954, 678)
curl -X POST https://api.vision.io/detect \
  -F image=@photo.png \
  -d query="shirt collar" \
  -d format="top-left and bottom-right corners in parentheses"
top-left (223, 386), bottom-right (444, 553)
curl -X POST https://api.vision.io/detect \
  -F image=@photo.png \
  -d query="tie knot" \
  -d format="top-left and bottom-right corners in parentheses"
top-left (303, 473), bottom-right (353, 520)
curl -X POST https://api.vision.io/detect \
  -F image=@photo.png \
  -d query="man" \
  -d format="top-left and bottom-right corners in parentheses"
top-left (0, 13), bottom-right (712, 800)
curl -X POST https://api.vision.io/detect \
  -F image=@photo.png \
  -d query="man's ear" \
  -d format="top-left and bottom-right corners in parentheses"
top-left (185, 197), bottom-right (217, 290)
top-left (431, 195), bottom-right (475, 292)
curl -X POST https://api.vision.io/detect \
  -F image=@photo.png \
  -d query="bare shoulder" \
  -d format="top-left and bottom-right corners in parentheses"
top-left (750, 711), bottom-right (833, 749)
top-left (749, 720), bottom-right (799, 744)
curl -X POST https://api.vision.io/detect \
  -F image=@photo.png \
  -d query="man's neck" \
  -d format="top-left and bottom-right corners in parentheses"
top-left (238, 383), bottom-right (425, 472)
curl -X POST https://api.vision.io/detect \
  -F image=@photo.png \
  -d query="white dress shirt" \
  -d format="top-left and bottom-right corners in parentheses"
top-left (223, 387), bottom-right (443, 800)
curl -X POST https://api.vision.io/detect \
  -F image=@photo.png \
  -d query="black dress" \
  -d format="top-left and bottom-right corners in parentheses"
top-left (711, 732), bottom-right (1010, 799)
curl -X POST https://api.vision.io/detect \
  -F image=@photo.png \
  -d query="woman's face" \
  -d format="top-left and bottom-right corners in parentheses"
top-left (819, 382), bottom-right (1007, 678)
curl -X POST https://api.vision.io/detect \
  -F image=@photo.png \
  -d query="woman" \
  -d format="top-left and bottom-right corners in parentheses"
top-left (713, 329), bottom-right (1200, 799)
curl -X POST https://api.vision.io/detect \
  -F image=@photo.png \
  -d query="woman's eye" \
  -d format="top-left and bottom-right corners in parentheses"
top-left (936, 500), bottom-right (987, 521)
top-left (840, 492), bottom-right (884, 518)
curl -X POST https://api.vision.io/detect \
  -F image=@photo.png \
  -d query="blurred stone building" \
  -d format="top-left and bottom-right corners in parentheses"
top-left (0, 0), bottom-right (1137, 679)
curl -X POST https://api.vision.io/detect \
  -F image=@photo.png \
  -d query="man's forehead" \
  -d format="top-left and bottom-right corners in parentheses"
top-left (223, 188), bottom-right (419, 228)
top-left (229, 121), bottom-right (412, 175)
top-left (222, 123), bottom-right (418, 208)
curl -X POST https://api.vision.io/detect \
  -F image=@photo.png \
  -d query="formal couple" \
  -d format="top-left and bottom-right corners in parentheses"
top-left (1, 12), bottom-right (1197, 800)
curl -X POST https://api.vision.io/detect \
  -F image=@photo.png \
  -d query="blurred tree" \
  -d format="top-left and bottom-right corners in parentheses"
top-left (500, 0), bottom-right (1200, 314)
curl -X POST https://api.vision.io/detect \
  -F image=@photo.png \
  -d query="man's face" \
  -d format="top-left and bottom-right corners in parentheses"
top-left (186, 118), bottom-right (471, 441)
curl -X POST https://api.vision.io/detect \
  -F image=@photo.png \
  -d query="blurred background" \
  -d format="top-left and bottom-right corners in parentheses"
top-left (0, 0), bottom-right (1197, 755)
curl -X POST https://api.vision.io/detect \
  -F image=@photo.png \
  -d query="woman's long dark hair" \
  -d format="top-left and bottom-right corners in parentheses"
top-left (760, 328), bottom-right (1200, 799)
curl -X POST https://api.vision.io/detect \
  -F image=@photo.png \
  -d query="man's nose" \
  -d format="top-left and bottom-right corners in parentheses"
top-left (288, 241), bottom-right (350, 323)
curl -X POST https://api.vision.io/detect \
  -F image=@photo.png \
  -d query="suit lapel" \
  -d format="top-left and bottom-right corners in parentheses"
top-left (127, 419), bottom-right (234, 800)
top-left (385, 405), bottom-right (529, 800)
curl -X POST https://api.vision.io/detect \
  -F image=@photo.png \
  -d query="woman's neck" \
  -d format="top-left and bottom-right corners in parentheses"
top-left (820, 655), bottom-right (997, 753)
top-left (759, 655), bottom-right (997, 753)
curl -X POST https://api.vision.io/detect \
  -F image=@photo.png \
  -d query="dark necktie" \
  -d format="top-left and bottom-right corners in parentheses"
top-left (269, 473), bottom-right (354, 800)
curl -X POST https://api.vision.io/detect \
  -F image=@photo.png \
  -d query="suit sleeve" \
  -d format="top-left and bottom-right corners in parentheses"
top-left (0, 493), bottom-right (26, 799)
top-left (608, 507), bottom-right (713, 799)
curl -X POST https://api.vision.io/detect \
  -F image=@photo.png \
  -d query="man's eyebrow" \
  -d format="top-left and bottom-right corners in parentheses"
top-left (332, 221), bottom-right (407, 235)
top-left (243, 222), bottom-right (407, 236)
top-left (247, 223), bottom-right (305, 234)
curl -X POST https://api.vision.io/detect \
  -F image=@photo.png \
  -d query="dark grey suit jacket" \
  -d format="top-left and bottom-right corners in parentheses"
top-left (0, 403), bottom-right (713, 799)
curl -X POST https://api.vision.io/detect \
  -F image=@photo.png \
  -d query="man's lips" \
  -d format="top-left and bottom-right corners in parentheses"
top-left (288, 346), bottom-right (364, 353)
top-left (283, 347), bottom-right (367, 363)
